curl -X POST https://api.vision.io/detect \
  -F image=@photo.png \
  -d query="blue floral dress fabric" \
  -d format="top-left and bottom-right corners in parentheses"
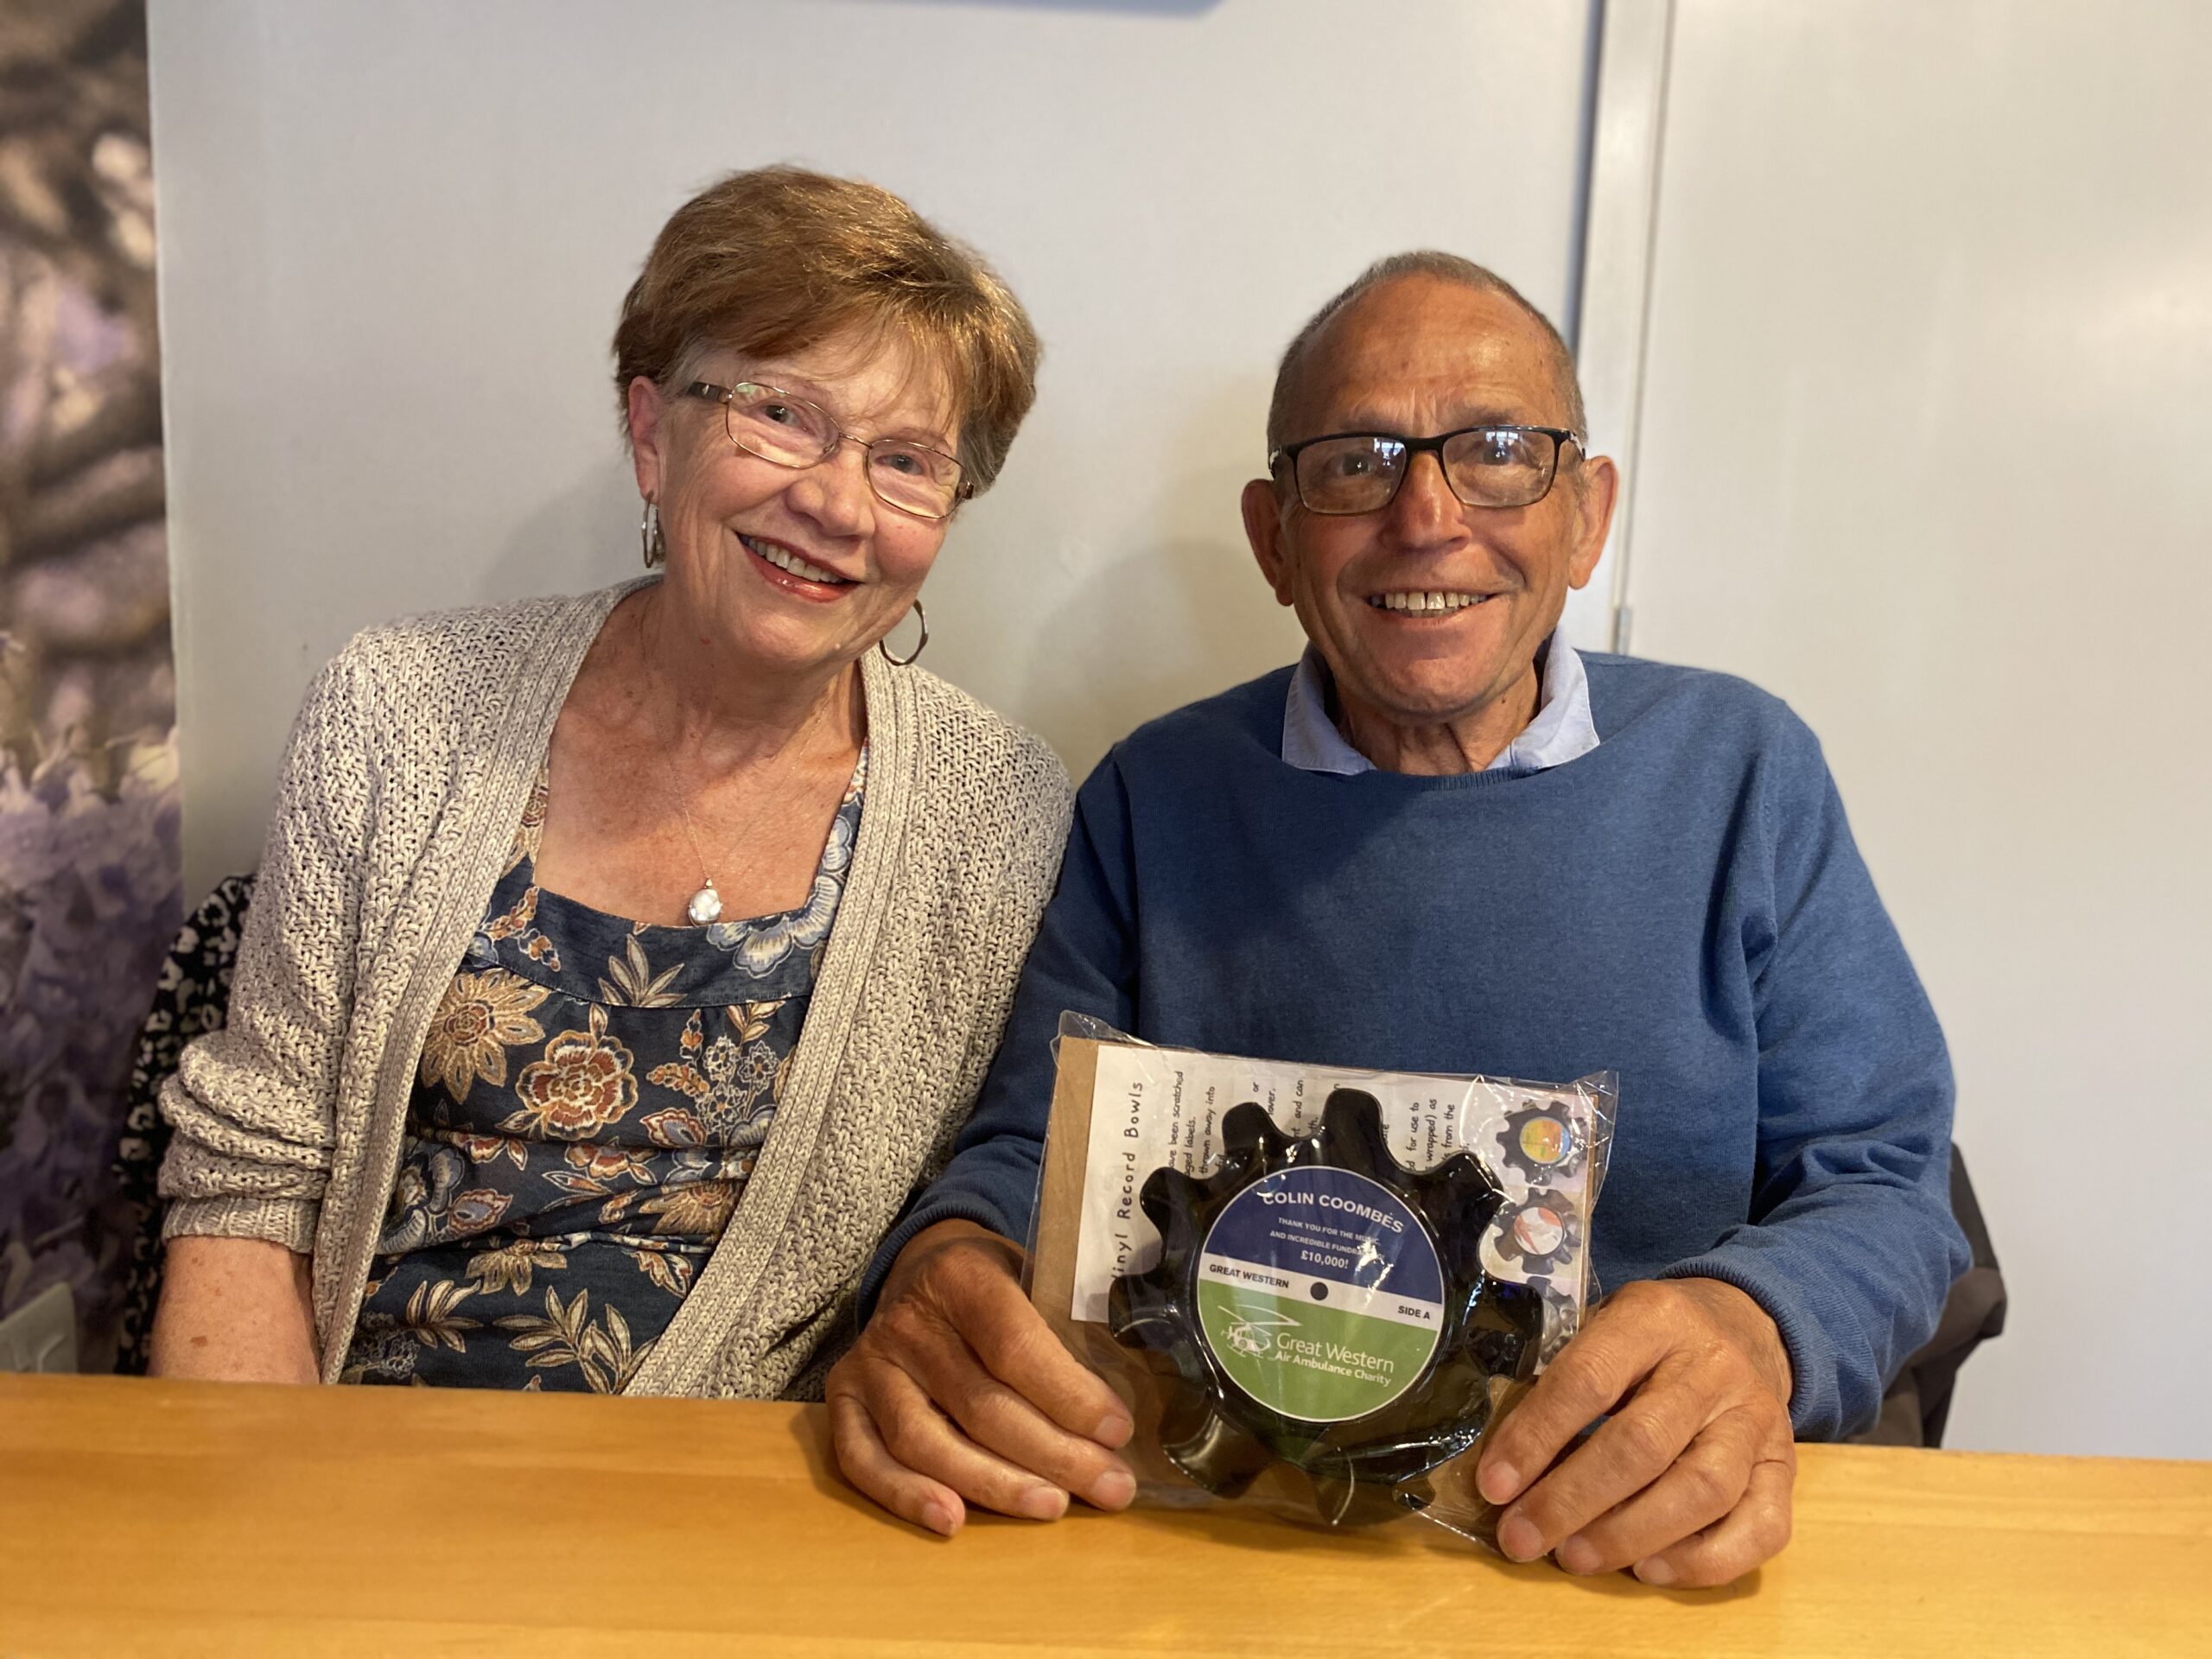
top-left (343, 752), bottom-right (866, 1391)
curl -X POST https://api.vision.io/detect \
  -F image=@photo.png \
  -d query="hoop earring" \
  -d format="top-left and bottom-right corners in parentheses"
top-left (877, 599), bottom-right (928, 666)
top-left (639, 499), bottom-right (664, 569)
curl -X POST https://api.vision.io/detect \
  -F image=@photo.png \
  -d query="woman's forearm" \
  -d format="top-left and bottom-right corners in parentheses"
top-left (149, 1235), bottom-right (321, 1383)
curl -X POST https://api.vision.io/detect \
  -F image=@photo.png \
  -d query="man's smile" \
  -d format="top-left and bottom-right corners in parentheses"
top-left (1363, 589), bottom-right (1497, 614)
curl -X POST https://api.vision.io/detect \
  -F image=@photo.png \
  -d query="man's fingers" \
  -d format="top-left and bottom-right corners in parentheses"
top-left (895, 1313), bottom-right (1135, 1511)
top-left (853, 1353), bottom-right (1077, 1522)
top-left (940, 1250), bottom-right (1133, 1446)
top-left (1553, 1411), bottom-right (1764, 1574)
top-left (1632, 1448), bottom-right (1796, 1589)
top-left (1478, 1300), bottom-right (1668, 1506)
top-left (826, 1227), bottom-right (1141, 1535)
top-left (1470, 1278), bottom-right (1797, 1580)
top-left (827, 1389), bottom-right (965, 1537)
top-left (1496, 1376), bottom-right (1715, 1560)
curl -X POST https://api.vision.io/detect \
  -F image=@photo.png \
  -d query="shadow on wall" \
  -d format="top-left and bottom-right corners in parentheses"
top-left (1014, 379), bottom-right (1307, 777)
top-left (477, 455), bottom-right (640, 609)
top-left (0, 0), bottom-right (183, 1372)
top-left (864, 0), bottom-right (1220, 12)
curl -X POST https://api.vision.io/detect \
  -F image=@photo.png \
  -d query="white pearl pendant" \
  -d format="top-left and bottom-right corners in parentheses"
top-left (686, 883), bottom-right (724, 925)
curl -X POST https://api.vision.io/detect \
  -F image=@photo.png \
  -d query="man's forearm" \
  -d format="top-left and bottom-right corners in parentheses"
top-left (149, 1235), bottom-right (321, 1383)
top-left (1660, 1167), bottom-right (1963, 1439)
top-left (857, 1139), bottom-right (1039, 1324)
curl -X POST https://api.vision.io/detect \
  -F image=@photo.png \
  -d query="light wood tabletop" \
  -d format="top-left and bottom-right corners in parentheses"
top-left (0, 1372), bottom-right (2205, 1656)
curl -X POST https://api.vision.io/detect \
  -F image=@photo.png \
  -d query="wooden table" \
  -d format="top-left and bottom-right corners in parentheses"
top-left (1, 1373), bottom-right (2205, 1656)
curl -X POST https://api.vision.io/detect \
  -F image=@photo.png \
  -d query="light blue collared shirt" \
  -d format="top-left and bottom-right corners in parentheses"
top-left (1281, 637), bottom-right (1600, 777)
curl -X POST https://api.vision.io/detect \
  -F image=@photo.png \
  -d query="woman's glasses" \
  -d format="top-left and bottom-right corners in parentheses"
top-left (684, 381), bottom-right (971, 521)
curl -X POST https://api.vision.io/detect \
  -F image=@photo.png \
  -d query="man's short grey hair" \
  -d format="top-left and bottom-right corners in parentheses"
top-left (1264, 251), bottom-right (1588, 456)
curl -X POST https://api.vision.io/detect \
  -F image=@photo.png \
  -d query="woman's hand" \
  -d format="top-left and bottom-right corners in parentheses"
top-left (1474, 1277), bottom-right (1796, 1587)
top-left (827, 1219), bottom-right (1136, 1535)
top-left (148, 1236), bottom-right (321, 1384)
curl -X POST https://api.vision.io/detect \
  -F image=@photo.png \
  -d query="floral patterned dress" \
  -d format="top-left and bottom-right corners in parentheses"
top-left (343, 752), bottom-right (866, 1391)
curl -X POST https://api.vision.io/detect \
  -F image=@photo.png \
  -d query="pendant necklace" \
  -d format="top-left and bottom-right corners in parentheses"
top-left (643, 608), bottom-right (843, 926)
top-left (658, 705), bottom-right (835, 925)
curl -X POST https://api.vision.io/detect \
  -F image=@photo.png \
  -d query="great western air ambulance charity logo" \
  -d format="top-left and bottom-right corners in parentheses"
top-left (1219, 1305), bottom-right (1299, 1357)
top-left (1194, 1165), bottom-right (1445, 1424)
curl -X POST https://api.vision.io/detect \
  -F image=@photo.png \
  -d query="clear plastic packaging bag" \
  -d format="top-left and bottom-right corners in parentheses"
top-left (1026, 1015), bottom-right (1616, 1548)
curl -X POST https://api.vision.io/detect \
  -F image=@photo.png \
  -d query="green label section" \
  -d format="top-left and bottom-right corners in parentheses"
top-left (1198, 1277), bottom-right (1437, 1424)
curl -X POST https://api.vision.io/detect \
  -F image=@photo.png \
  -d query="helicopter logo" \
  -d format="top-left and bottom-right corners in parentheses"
top-left (1222, 1303), bottom-right (1300, 1357)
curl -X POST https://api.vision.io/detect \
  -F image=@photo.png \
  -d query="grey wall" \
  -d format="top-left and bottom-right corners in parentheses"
top-left (1620, 0), bottom-right (2212, 1458)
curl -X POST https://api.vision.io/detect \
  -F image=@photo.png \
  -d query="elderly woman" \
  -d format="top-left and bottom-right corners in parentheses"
top-left (148, 166), bottom-right (1071, 1400)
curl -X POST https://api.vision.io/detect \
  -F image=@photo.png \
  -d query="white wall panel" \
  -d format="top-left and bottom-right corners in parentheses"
top-left (1625, 0), bottom-right (2212, 1456)
top-left (149, 0), bottom-right (1596, 893)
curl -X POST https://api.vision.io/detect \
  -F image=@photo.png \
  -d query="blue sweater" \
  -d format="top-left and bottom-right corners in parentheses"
top-left (869, 657), bottom-right (1969, 1440)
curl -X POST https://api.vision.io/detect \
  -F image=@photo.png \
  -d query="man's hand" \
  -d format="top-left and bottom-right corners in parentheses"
top-left (1474, 1277), bottom-right (1796, 1588)
top-left (827, 1219), bottom-right (1137, 1536)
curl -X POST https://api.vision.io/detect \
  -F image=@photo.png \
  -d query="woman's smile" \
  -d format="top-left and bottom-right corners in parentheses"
top-left (739, 530), bottom-right (857, 600)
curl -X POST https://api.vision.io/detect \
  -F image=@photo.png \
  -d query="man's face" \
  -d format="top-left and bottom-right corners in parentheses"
top-left (1243, 276), bottom-right (1617, 731)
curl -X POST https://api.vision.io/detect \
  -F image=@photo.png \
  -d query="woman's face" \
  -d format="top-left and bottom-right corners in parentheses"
top-left (627, 326), bottom-right (959, 683)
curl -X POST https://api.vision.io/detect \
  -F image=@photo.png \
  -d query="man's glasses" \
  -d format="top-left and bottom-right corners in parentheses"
top-left (683, 381), bottom-right (972, 521)
top-left (1270, 424), bottom-right (1581, 515)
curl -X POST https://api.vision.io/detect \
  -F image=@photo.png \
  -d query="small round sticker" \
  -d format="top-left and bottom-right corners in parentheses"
top-left (1194, 1166), bottom-right (1444, 1425)
top-left (1493, 1192), bottom-right (1581, 1275)
top-left (1517, 1116), bottom-right (1568, 1166)
top-left (1511, 1204), bottom-right (1566, 1258)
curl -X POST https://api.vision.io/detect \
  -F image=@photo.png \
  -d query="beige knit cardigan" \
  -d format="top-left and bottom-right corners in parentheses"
top-left (158, 579), bottom-right (1072, 1397)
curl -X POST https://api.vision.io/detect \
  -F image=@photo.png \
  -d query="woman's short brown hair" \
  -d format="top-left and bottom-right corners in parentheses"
top-left (613, 166), bottom-right (1040, 493)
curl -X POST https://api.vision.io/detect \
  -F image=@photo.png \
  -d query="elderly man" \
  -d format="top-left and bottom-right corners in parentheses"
top-left (828, 254), bottom-right (1968, 1587)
